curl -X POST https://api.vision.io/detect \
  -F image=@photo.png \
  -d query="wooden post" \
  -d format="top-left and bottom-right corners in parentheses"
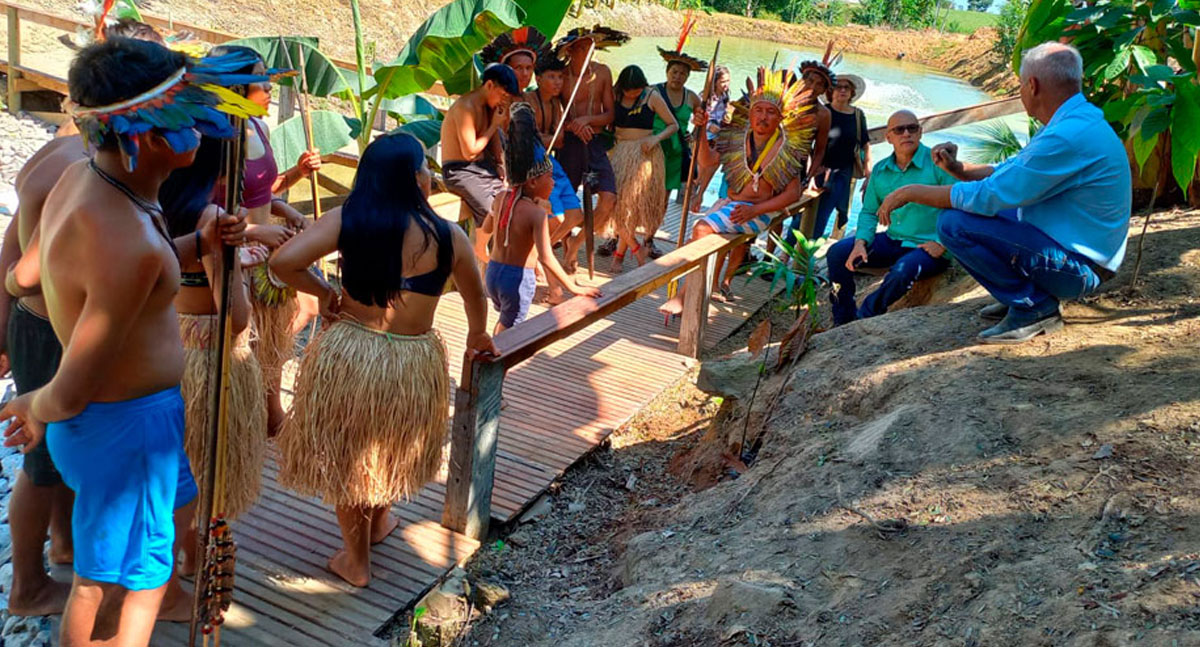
top-left (442, 358), bottom-right (505, 540)
top-left (7, 6), bottom-right (21, 114)
top-left (797, 199), bottom-right (818, 241)
top-left (677, 254), bottom-right (714, 357)
top-left (276, 85), bottom-right (295, 201)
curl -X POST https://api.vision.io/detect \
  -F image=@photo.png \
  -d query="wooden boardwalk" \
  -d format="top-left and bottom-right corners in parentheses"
top-left (152, 203), bottom-right (776, 646)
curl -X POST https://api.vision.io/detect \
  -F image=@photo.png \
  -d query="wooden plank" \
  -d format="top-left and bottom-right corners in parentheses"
top-left (7, 6), bottom-right (21, 114)
top-left (316, 172), bottom-right (352, 195)
top-left (442, 360), bottom-right (504, 539)
top-left (866, 96), bottom-right (1024, 145)
top-left (678, 254), bottom-right (714, 357)
top-left (11, 64), bottom-right (67, 94)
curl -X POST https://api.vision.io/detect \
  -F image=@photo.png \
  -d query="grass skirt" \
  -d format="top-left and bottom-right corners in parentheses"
top-left (180, 314), bottom-right (268, 520)
top-left (248, 263), bottom-right (298, 381)
top-left (608, 139), bottom-right (667, 238)
top-left (277, 321), bottom-right (450, 507)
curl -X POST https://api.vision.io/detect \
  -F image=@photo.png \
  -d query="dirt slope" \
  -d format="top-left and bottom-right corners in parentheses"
top-left (462, 208), bottom-right (1200, 647)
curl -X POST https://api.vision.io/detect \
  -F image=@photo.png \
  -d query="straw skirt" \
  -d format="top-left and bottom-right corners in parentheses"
top-left (179, 313), bottom-right (268, 520)
top-left (277, 320), bottom-right (449, 508)
top-left (248, 262), bottom-right (298, 381)
top-left (608, 139), bottom-right (667, 238)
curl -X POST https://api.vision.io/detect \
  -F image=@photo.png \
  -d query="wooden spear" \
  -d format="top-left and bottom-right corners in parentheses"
top-left (676, 40), bottom-right (721, 248)
top-left (279, 37), bottom-right (322, 221)
top-left (188, 118), bottom-right (245, 647)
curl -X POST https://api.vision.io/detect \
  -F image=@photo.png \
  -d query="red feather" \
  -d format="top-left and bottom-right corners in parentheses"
top-left (676, 10), bottom-right (697, 53)
top-left (96, 0), bottom-right (116, 40)
top-left (512, 26), bottom-right (529, 46)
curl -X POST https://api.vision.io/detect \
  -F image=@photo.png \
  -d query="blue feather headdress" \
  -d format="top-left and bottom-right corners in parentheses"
top-left (68, 49), bottom-right (284, 171)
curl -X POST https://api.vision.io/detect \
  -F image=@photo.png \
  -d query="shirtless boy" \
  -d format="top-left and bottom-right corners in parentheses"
top-left (485, 104), bottom-right (600, 333)
top-left (554, 26), bottom-right (628, 264)
top-left (1, 38), bottom-right (259, 645)
top-left (441, 64), bottom-right (522, 263)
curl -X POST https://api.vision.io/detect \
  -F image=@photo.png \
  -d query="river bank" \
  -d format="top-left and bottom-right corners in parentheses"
top-left (4, 0), bottom-right (1016, 96)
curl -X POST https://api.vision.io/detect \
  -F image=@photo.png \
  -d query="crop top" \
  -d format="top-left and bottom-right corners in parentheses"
top-left (613, 90), bottom-right (656, 130)
top-left (241, 118), bottom-right (278, 209)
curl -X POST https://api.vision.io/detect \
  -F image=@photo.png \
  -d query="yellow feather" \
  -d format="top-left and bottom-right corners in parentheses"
top-left (199, 83), bottom-right (268, 118)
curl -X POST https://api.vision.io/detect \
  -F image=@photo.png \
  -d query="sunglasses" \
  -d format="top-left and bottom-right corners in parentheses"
top-left (889, 123), bottom-right (921, 135)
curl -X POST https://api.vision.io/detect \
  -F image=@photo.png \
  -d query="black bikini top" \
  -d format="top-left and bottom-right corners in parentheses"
top-left (396, 216), bottom-right (453, 297)
top-left (613, 89), bottom-right (656, 130)
top-left (180, 270), bottom-right (209, 288)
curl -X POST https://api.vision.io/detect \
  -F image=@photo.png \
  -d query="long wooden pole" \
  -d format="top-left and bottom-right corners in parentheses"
top-left (188, 120), bottom-right (244, 647)
top-left (279, 37), bottom-right (322, 220)
top-left (676, 40), bottom-right (721, 248)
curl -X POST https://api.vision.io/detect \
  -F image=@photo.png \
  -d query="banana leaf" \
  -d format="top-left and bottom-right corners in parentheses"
top-left (512, 0), bottom-right (572, 38)
top-left (223, 36), bottom-right (353, 98)
top-left (270, 110), bottom-right (361, 170)
top-left (390, 118), bottom-right (443, 149)
top-left (1170, 80), bottom-right (1200, 198)
top-left (369, 0), bottom-right (524, 100)
top-left (1013, 0), bottom-right (1073, 72)
top-left (380, 94), bottom-right (444, 120)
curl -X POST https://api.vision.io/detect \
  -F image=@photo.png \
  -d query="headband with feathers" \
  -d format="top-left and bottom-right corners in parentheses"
top-left (69, 49), bottom-right (275, 171)
top-left (497, 102), bottom-right (553, 246)
top-left (554, 25), bottom-right (629, 57)
top-left (657, 10), bottom-right (707, 72)
top-left (717, 67), bottom-right (818, 195)
top-left (481, 26), bottom-right (552, 67)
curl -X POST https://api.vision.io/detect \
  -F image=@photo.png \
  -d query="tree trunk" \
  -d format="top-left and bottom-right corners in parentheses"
top-left (745, 0), bottom-right (754, 18)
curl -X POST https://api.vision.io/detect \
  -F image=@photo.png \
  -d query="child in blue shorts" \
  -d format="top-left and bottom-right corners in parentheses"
top-left (483, 104), bottom-right (601, 332)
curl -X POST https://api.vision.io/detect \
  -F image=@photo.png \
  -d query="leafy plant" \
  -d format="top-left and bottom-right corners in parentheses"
top-left (967, 0), bottom-right (994, 12)
top-left (967, 117), bottom-right (1042, 163)
top-left (994, 0), bottom-right (1030, 66)
top-left (747, 230), bottom-right (829, 323)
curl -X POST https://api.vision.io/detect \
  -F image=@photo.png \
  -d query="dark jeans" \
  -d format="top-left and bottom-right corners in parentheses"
top-left (826, 232), bottom-right (950, 325)
top-left (937, 209), bottom-right (1103, 316)
top-left (785, 167), bottom-right (851, 245)
top-left (8, 301), bottom-right (64, 486)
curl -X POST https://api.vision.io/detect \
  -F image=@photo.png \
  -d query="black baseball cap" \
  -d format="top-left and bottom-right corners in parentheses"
top-left (482, 63), bottom-right (521, 96)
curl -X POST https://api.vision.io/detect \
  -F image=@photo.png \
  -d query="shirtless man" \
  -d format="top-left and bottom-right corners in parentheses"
top-left (441, 64), bottom-right (522, 264)
top-left (555, 27), bottom-right (626, 265)
top-left (2, 38), bottom-right (253, 645)
top-left (0, 136), bottom-right (84, 618)
top-left (660, 68), bottom-right (815, 315)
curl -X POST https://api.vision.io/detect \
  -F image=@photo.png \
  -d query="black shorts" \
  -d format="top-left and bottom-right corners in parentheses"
top-left (556, 132), bottom-right (617, 195)
top-left (8, 301), bottom-right (64, 487)
top-left (443, 159), bottom-right (505, 227)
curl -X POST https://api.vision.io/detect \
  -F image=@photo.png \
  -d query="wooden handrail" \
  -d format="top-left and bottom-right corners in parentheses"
top-left (866, 96), bottom-right (1024, 145)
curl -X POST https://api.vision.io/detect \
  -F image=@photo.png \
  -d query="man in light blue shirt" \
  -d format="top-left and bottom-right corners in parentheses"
top-left (873, 42), bottom-right (1132, 344)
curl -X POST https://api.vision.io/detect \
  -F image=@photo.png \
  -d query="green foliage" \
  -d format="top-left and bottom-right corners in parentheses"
top-left (946, 8), bottom-right (1001, 32)
top-left (967, 0), bottom-right (994, 12)
top-left (113, 0), bottom-right (142, 21)
top-left (851, 0), bottom-right (940, 29)
top-left (966, 117), bottom-right (1041, 163)
top-left (994, 0), bottom-right (1029, 65)
top-left (270, 110), bottom-right (362, 170)
top-left (1019, 0), bottom-right (1200, 196)
top-left (746, 230), bottom-right (829, 319)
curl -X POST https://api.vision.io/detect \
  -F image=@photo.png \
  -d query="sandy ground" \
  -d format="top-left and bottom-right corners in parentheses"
top-left (456, 207), bottom-right (1200, 647)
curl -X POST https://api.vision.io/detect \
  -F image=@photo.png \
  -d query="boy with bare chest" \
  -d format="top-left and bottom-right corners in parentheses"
top-left (484, 104), bottom-right (600, 333)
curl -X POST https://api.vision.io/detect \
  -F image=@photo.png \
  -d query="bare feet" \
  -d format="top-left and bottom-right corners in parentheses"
top-left (328, 550), bottom-right (370, 587)
top-left (370, 512), bottom-right (399, 546)
top-left (609, 255), bottom-right (624, 274)
top-left (48, 544), bottom-right (72, 566)
top-left (634, 245), bottom-right (650, 266)
top-left (157, 580), bottom-right (193, 622)
top-left (8, 578), bottom-right (71, 617)
top-left (545, 286), bottom-right (569, 306)
top-left (659, 295), bottom-right (684, 317)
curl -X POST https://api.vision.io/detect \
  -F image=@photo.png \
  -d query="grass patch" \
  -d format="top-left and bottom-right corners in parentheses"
top-left (945, 9), bottom-right (999, 34)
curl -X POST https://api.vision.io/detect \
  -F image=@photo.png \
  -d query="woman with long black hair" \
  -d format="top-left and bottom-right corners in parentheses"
top-left (270, 132), bottom-right (496, 587)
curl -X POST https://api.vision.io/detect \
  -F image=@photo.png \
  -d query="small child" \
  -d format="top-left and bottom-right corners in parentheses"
top-left (484, 103), bottom-right (600, 333)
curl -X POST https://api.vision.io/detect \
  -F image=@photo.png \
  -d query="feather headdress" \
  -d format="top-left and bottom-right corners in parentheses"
top-left (554, 25), bottom-right (629, 57)
top-left (497, 102), bottom-right (553, 246)
top-left (481, 26), bottom-right (552, 67)
top-left (716, 67), bottom-right (817, 195)
top-left (68, 49), bottom-right (275, 171)
top-left (657, 10), bottom-right (707, 72)
top-left (798, 40), bottom-right (841, 97)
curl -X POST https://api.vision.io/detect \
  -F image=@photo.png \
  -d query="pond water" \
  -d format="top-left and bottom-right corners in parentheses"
top-left (593, 35), bottom-right (1024, 235)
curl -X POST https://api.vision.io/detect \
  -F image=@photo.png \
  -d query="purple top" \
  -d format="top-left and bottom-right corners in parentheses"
top-left (241, 118), bottom-right (278, 209)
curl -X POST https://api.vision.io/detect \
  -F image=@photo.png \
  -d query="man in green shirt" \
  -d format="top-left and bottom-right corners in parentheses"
top-left (826, 110), bottom-right (957, 325)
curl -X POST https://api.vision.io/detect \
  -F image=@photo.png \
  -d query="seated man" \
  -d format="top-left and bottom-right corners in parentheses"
top-left (826, 110), bottom-right (956, 325)
top-left (876, 42), bottom-right (1131, 344)
top-left (440, 63), bottom-right (522, 263)
top-left (660, 67), bottom-right (816, 314)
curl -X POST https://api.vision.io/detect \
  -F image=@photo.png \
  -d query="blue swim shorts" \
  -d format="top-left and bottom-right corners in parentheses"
top-left (548, 158), bottom-right (581, 218)
top-left (485, 261), bottom-right (537, 328)
top-left (46, 386), bottom-right (197, 590)
top-left (701, 200), bottom-right (773, 236)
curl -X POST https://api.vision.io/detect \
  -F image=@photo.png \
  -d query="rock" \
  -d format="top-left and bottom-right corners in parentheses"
top-left (0, 562), bottom-right (12, 594)
top-left (1, 454), bottom-right (22, 484)
top-left (471, 580), bottom-right (511, 613)
top-left (705, 580), bottom-right (794, 623)
top-left (505, 528), bottom-right (532, 548)
top-left (0, 523), bottom-right (11, 563)
top-left (518, 495), bottom-right (553, 524)
top-left (567, 502), bottom-right (585, 513)
top-left (696, 350), bottom-right (763, 401)
top-left (1092, 444), bottom-right (1114, 460)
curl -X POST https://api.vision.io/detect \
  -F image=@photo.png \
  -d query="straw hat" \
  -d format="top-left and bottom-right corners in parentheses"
top-left (838, 73), bottom-right (866, 102)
